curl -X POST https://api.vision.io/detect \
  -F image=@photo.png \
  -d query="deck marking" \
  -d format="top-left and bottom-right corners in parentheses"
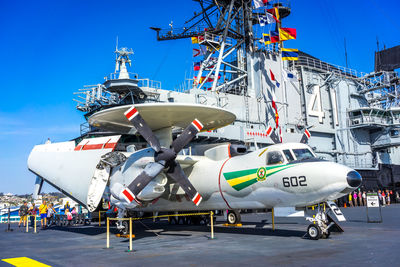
top-left (2, 257), bottom-right (51, 267)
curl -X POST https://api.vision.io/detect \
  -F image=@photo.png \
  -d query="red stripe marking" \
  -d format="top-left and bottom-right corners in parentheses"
top-left (122, 189), bottom-right (134, 202)
top-left (74, 142), bottom-right (117, 151)
top-left (103, 142), bottom-right (117, 150)
top-left (227, 144), bottom-right (231, 158)
top-left (218, 157), bottom-right (232, 210)
top-left (192, 119), bottom-right (203, 131)
top-left (80, 140), bottom-right (90, 151)
top-left (81, 144), bottom-right (104, 150)
top-left (305, 129), bottom-right (311, 138)
top-left (125, 107), bottom-right (138, 120)
top-left (102, 138), bottom-right (111, 149)
top-left (193, 194), bottom-right (202, 205)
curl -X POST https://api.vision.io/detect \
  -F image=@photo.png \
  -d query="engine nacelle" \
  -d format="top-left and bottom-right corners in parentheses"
top-left (136, 173), bottom-right (168, 201)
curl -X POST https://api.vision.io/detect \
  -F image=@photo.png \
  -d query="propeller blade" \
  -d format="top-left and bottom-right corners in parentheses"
top-left (124, 106), bottom-right (161, 152)
top-left (300, 129), bottom-right (311, 144)
top-left (171, 119), bottom-right (203, 153)
top-left (266, 125), bottom-right (281, 144)
top-left (167, 161), bottom-right (202, 206)
top-left (121, 161), bottom-right (165, 204)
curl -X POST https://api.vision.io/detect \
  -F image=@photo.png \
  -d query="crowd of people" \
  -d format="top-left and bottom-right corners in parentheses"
top-left (18, 200), bottom-right (78, 229)
top-left (337, 188), bottom-right (400, 207)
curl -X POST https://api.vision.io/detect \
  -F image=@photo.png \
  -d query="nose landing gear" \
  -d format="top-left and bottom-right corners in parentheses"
top-left (305, 203), bottom-right (337, 240)
top-left (306, 210), bottom-right (330, 240)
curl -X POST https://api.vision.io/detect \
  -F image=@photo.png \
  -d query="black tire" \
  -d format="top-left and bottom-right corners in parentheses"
top-left (120, 221), bottom-right (129, 235)
top-left (227, 210), bottom-right (241, 224)
top-left (307, 224), bottom-right (321, 240)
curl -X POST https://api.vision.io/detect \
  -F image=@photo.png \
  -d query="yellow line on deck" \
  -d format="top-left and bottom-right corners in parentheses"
top-left (2, 257), bottom-right (51, 267)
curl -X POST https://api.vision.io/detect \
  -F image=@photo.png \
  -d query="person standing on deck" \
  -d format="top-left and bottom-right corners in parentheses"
top-left (28, 202), bottom-right (38, 227)
top-left (39, 200), bottom-right (48, 229)
top-left (362, 191), bottom-right (366, 206)
top-left (348, 193), bottom-right (353, 207)
top-left (353, 191), bottom-right (358, 207)
top-left (18, 202), bottom-right (28, 228)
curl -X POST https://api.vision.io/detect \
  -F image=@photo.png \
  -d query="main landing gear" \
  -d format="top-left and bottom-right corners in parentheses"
top-left (226, 210), bottom-right (241, 225)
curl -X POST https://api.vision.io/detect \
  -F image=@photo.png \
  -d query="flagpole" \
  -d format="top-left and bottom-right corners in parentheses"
top-left (275, 6), bottom-right (286, 142)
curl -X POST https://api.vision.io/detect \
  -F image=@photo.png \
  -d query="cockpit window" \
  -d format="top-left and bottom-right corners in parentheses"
top-left (283, 149), bottom-right (295, 162)
top-left (292, 148), bottom-right (315, 160)
top-left (266, 151), bottom-right (284, 165)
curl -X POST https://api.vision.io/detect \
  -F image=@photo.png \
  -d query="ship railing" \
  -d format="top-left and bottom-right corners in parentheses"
top-left (296, 56), bottom-right (367, 79)
top-left (106, 72), bottom-right (139, 81)
top-left (137, 79), bottom-right (162, 90)
top-left (155, 25), bottom-right (212, 41)
top-left (348, 115), bottom-right (391, 127)
top-left (198, 32), bottom-right (233, 47)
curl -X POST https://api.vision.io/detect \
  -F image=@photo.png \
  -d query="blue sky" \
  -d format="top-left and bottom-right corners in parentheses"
top-left (1, 0), bottom-right (399, 194)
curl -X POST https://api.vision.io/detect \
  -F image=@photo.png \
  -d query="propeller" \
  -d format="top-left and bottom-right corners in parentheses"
top-left (120, 106), bottom-right (204, 206)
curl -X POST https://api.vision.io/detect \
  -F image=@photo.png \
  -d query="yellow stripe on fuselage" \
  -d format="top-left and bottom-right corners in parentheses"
top-left (227, 173), bottom-right (258, 186)
top-left (266, 165), bottom-right (290, 175)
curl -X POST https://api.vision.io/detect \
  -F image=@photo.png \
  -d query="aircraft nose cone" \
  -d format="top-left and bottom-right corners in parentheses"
top-left (347, 170), bottom-right (362, 188)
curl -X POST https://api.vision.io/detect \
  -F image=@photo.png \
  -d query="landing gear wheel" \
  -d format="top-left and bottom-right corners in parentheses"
top-left (307, 224), bottom-right (321, 240)
top-left (120, 221), bottom-right (129, 235)
top-left (227, 210), bottom-right (241, 224)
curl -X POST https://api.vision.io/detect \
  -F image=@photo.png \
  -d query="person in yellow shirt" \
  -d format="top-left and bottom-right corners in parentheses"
top-left (39, 200), bottom-right (48, 229)
top-left (348, 193), bottom-right (353, 207)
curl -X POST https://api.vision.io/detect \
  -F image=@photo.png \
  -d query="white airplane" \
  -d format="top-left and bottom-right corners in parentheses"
top-left (28, 103), bottom-right (361, 240)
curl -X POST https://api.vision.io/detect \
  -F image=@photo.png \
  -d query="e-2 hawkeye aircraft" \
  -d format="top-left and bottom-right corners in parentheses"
top-left (28, 103), bottom-right (361, 240)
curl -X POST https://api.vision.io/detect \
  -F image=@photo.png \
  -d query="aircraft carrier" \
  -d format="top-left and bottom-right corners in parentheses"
top-left (72, 0), bottom-right (400, 191)
top-left (1, 205), bottom-right (400, 266)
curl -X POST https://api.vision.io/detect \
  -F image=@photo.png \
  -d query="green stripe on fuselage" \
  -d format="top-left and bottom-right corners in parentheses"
top-left (223, 164), bottom-right (298, 191)
top-left (223, 168), bottom-right (258, 180)
top-left (232, 178), bottom-right (258, 191)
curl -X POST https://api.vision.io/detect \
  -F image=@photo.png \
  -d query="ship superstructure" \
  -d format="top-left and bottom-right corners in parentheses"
top-left (73, 0), bottom-right (400, 190)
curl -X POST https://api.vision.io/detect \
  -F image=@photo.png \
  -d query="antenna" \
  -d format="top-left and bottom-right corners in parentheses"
top-left (344, 37), bottom-right (348, 69)
top-left (376, 36), bottom-right (380, 52)
top-left (115, 36), bottom-right (119, 73)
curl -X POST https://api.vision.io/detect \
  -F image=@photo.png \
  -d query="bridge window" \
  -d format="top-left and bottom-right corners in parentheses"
top-left (266, 151), bottom-right (284, 165)
top-left (283, 149), bottom-right (295, 162)
top-left (292, 148), bottom-right (314, 160)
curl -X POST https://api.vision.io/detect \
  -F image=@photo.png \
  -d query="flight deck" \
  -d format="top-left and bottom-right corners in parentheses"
top-left (1, 205), bottom-right (399, 267)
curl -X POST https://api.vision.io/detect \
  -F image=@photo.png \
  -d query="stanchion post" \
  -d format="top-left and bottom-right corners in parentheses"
top-left (272, 208), bottom-right (275, 231)
top-left (210, 211), bottom-right (214, 239)
top-left (99, 210), bottom-right (101, 227)
top-left (106, 217), bottom-right (110, 249)
top-left (129, 217), bottom-right (132, 252)
top-left (34, 216), bottom-right (37, 233)
top-left (26, 218), bottom-right (29, 233)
